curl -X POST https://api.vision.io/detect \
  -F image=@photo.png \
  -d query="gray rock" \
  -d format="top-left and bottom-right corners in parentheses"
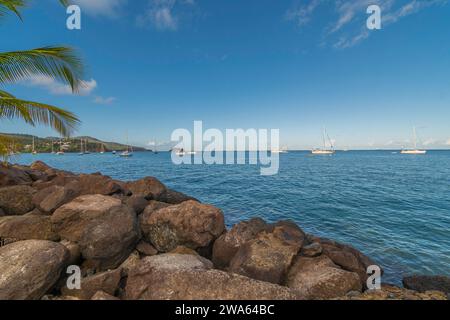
top-left (0, 215), bottom-right (59, 243)
top-left (0, 240), bottom-right (69, 300)
top-left (403, 275), bottom-right (450, 294)
top-left (51, 195), bottom-right (140, 271)
top-left (140, 200), bottom-right (225, 252)
top-left (124, 254), bottom-right (300, 300)
top-left (0, 185), bottom-right (35, 215)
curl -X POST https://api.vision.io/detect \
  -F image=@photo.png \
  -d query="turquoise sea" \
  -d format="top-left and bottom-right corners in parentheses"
top-left (13, 150), bottom-right (450, 285)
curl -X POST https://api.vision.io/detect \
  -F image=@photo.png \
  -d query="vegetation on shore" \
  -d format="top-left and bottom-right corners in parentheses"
top-left (0, 133), bottom-right (147, 153)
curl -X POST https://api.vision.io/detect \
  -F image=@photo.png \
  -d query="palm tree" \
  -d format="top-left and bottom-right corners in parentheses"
top-left (0, 0), bottom-right (83, 159)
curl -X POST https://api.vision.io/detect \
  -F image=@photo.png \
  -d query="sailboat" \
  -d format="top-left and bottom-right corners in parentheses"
top-left (32, 137), bottom-right (38, 155)
top-left (271, 146), bottom-right (289, 154)
top-left (56, 140), bottom-right (64, 155)
top-left (79, 138), bottom-right (84, 155)
top-left (401, 126), bottom-right (427, 155)
top-left (100, 143), bottom-right (105, 154)
top-left (312, 128), bottom-right (335, 155)
top-left (120, 133), bottom-right (133, 157)
top-left (84, 139), bottom-right (91, 154)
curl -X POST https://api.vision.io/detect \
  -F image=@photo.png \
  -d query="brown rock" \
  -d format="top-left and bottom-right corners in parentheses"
top-left (91, 291), bottom-right (120, 300)
top-left (141, 200), bottom-right (225, 252)
top-left (124, 254), bottom-right (300, 300)
top-left (0, 240), bottom-right (69, 300)
top-left (136, 240), bottom-right (158, 256)
top-left (164, 189), bottom-right (199, 204)
top-left (124, 195), bottom-right (148, 214)
top-left (170, 245), bottom-right (199, 256)
top-left (78, 174), bottom-right (125, 196)
top-left (60, 240), bottom-right (81, 265)
top-left (228, 222), bottom-right (304, 284)
top-left (301, 242), bottom-right (323, 257)
top-left (126, 177), bottom-right (167, 200)
top-left (51, 195), bottom-right (140, 270)
top-left (0, 185), bottom-right (35, 215)
top-left (119, 250), bottom-right (141, 276)
top-left (285, 255), bottom-right (362, 299)
top-left (339, 284), bottom-right (448, 300)
top-left (212, 218), bottom-right (268, 269)
top-left (0, 215), bottom-right (59, 243)
top-left (30, 161), bottom-right (51, 172)
top-left (320, 238), bottom-right (378, 288)
top-left (61, 268), bottom-right (122, 300)
top-left (37, 184), bottom-right (81, 213)
top-left (403, 275), bottom-right (450, 294)
top-left (0, 164), bottom-right (33, 187)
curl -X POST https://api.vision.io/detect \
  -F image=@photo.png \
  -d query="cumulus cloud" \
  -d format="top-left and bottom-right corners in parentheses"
top-left (286, 0), bottom-right (448, 48)
top-left (25, 76), bottom-right (97, 96)
top-left (71, 0), bottom-right (127, 18)
top-left (137, 0), bottom-right (195, 31)
top-left (446, 139), bottom-right (450, 146)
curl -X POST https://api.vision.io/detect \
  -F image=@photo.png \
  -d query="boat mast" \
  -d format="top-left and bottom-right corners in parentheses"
top-left (322, 127), bottom-right (327, 150)
top-left (32, 137), bottom-right (35, 153)
top-left (413, 126), bottom-right (417, 149)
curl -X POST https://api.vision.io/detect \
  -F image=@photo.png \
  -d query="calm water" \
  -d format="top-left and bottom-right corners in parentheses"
top-left (13, 151), bottom-right (450, 284)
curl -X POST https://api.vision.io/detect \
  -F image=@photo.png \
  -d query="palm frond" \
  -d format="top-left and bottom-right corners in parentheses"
top-left (0, 46), bottom-right (84, 92)
top-left (0, 134), bottom-right (14, 162)
top-left (0, 92), bottom-right (80, 137)
top-left (0, 0), bottom-right (26, 20)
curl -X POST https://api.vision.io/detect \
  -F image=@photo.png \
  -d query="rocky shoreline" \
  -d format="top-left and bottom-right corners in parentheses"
top-left (0, 161), bottom-right (449, 300)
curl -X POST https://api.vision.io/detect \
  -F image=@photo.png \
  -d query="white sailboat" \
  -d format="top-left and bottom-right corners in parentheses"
top-left (56, 140), bottom-right (64, 155)
top-left (312, 128), bottom-right (335, 155)
top-left (84, 139), bottom-right (91, 154)
top-left (120, 133), bottom-right (133, 157)
top-left (271, 146), bottom-right (289, 154)
top-left (79, 138), bottom-right (84, 155)
top-left (401, 126), bottom-right (427, 155)
top-left (32, 137), bottom-right (37, 155)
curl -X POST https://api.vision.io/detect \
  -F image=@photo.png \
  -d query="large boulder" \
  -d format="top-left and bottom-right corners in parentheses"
top-left (126, 177), bottom-right (167, 200)
top-left (229, 222), bottom-right (305, 284)
top-left (0, 215), bottom-right (59, 243)
top-left (0, 240), bottom-right (69, 300)
top-left (51, 195), bottom-right (140, 270)
top-left (164, 189), bottom-right (199, 204)
top-left (35, 184), bottom-right (81, 213)
top-left (402, 275), bottom-right (450, 294)
top-left (140, 200), bottom-right (225, 252)
top-left (319, 238), bottom-right (378, 287)
top-left (0, 185), bottom-right (35, 215)
top-left (124, 195), bottom-right (148, 214)
top-left (78, 174), bottom-right (125, 196)
top-left (285, 255), bottom-right (362, 299)
top-left (124, 254), bottom-right (300, 300)
top-left (0, 164), bottom-right (33, 187)
top-left (30, 161), bottom-right (52, 172)
top-left (212, 218), bottom-right (268, 269)
top-left (61, 268), bottom-right (122, 300)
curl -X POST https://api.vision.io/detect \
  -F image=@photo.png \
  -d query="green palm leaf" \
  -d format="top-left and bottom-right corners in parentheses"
top-left (0, 46), bottom-right (84, 92)
top-left (0, 90), bottom-right (80, 137)
top-left (0, 0), bottom-right (69, 20)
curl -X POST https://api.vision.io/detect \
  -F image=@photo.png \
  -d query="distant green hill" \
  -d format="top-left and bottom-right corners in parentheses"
top-left (0, 133), bottom-right (148, 153)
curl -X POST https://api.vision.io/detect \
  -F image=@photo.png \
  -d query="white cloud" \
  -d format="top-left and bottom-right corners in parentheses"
top-left (137, 0), bottom-right (196, 31)
top-left (446, 139), bottom-right (450, 146)
top-left (286, 0), bottom-right (448, 49)
top-left (285, 0), bottom-right (322, 27)
top-left (26, 76), bottom-right (97, 96)
top-left (71, 0), bottom-right (127, 18)
top-left (93, 96), bottom-right (116, 105)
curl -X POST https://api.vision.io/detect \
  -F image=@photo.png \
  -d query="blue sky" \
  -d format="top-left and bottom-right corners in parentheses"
top-left (1, 0), bottom-right (449, 149)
